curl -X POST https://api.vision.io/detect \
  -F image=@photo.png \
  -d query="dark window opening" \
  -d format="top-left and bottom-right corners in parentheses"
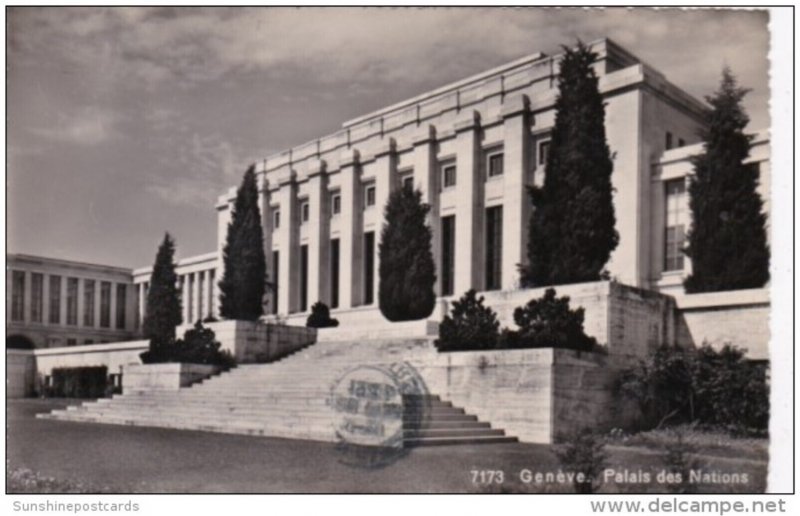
top-left (441, 216), bottom-right (456, 296)
top-left (485, 206), bottom-right (503, 291)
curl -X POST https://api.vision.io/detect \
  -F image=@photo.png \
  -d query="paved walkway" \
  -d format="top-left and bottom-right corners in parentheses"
top-left (7, 400), bottom-right (767, 494)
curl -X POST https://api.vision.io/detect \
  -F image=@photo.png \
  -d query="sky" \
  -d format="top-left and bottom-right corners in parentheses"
top-left (6, 7), bottom-right (771, 269)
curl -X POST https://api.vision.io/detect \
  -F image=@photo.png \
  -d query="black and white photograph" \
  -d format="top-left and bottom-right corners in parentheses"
top-left (3, 3), bottom-right (794, 506)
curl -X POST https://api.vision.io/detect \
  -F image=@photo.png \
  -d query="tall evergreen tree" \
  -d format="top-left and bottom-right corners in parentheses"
top-left (520, 42), bottom-right (618, 287)
top-left (378, 186), bottom-right (437, 321)
top-left (684, 68), bottom-right (769, 292)
top-left (218, 165), bottom-right (267, 320)
top-left (142, 233), bottom-right (182, 358)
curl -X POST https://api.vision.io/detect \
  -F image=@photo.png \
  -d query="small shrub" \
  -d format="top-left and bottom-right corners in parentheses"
top-left (141, 321), bottom-right (236, 368)
top-left (306, 301), bottom-right (339, 328)
top-left (553, 428), bottom-right (608, 494)
top-left (662, 429), bottom-right (700, 494)
top-left (435, 290), bottom-right (500, 352)
top-left (617, 343), bottom-right (769, 434)
top-left (48, 366), bottom-right (109, 398)
top-left (510, 288), bottom-right (597, 351)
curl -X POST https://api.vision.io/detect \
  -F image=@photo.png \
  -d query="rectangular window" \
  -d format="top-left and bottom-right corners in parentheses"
top-left (539, 140), bottom-right (551, 167)
top-left (300, 245), bottom-right (309, 312)
top-left (485, 206), bottom-right (503, 291)
top-left (84, 280), bottom-right (95, 327)
top-left (84, 339), bottom-right (93, 345)
top-left (273, 209), bottom-right (281, 229)
top-left (67, 338), bottom-right (77, 347)
top-left (364, 183), bottom-right (376, 208)
top-left (66, 277), bottom-right (79, 326)
top-left (442, 163), bottom-right (456, 189)
top-left (31, 273), bottom-right (43, 323)
top-left (487, 151), bottom-right (504, 178)
top-left (401, 174), bottom-right (414, 191)
top-left (330, 239), bottom-right (340, 309)
top-left (116, 284), bottom-right (127, 329)
top-left (664, 179), bottom-right (687, 272)
top-left (441, 216), bottom-right (456, 296)
top-left (272, 251), bottom-right (279, 314)
top-left (11, 271), bottom-right (25, 322)
top-left (300, 200), bottom-right (310, 223)
top-left (666, 132), bottom-right (674, 150)
top-left (100, 281), bottom-right (111, 328)
top-left (363, 231), bottom-right (375, 305)
top-left (678, 138), bottom-right (686, 148)
top-left (331, 192), bottom-right (341, 216)
top-left (49, 275), bottom-right (61, 324)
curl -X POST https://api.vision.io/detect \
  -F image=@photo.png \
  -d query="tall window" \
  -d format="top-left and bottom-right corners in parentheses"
top-left (330, 239), bottom-right (340, 309)
top-left (331, 192), bottom-right (341, 216)
top-left (666, 132), bottom-right (674, 150)
top-left (272, 251), bottom-right (279, 314)
top-left (441, 216), bottom-right (456, 296)
top-left (401, 174), bottom-right (414, 191)
top-left (83, 280), bottom-right (95, 327)
top-left (116, 284), bottom-right (127, 329)
top-left (66, 277), bottom-right (79, 326)
top-left (364, 183), bottom-right (376, 208)
top-left (11, 271), bottom-right (25, 322)
top-left (31, 273), bottom-right (43, 323)
top-left (487, 150), bottom-right (504, 178)
top-left (538, 140), bottom-right (551, 167)
top-left (363, 232), bottom-right (375, 305)
top-left (664, 179), bottom-right (687, 271)
top-left (300, 245), bottom-right (309, 312)
top-left (273, 209), bottom-right (281, 229)
top-left (100, 281), bottom-right (112, 328)
top-left (300, 200), bottom-right (310, 223)
top-left (485, 206), bottom-right (503, 291)
top-left (49, 275), bottom-right (61, 324)
top-left (441, 162), bottom-right (456, 189)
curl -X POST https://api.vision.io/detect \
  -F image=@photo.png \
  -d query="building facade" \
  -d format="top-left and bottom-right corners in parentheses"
top-left (211, 38), bottom-right (770, 323)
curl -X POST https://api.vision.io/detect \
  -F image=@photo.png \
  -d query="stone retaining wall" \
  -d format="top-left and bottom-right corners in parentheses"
top-left (190, 320), bottom-right (317, 363)
top-left (122, 363), bottom-right (220, 392)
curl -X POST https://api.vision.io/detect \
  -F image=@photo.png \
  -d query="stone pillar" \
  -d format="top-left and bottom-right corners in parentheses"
top-left (501, 94), bottom-right (532, 290)
top-left (22, 271), bottom-right (32, 324)
top-left (109, 282), bottom-right (118, 329)
top-left (453, 111), bottom-right (483, 295)
top-left (59, 276), bottom-right (68, 327)
top-left (338, 149), bottom-right (361, 308)
top-left (94, 280), bottom-right (102, 329)
top-left (276, 173), bottom-right (299, 314)
top-left (258, 173), bottom-right (274, 315)
top-left (77, 278), bottom-right (85, 328)
top-left (193, 272), bottom-right (203, 324)
top-left (182, 275), bottom-right (190, 324)
top-left (307, 159), bottom-right (329, 307)
top-left (137, 283), bottom-right (145, 330)
top-left (411, 125), bottom-right (440, 294)
top-left (372, 139), bottom-right (397, 305)
top-left (42, 273), bottom-right (51, 326)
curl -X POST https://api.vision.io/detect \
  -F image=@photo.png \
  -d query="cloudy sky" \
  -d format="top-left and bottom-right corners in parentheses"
top-left (7, 7), bottom-right (770, 268)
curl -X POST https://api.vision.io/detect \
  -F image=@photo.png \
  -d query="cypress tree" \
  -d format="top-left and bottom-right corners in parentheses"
top-left (520, 41), bottom-right (618, 287)
top-left (218, 165), bottom-right (267, 320)
top-left (378, 186), bottom-right (437, 321)
top-left (684, 68), bottom-right (769, 293)
top-left (142, 233), bottom-right (182, 359)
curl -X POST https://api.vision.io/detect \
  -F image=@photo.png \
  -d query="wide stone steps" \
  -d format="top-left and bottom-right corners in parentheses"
top-left (39, 338), bottom-right (517, 447)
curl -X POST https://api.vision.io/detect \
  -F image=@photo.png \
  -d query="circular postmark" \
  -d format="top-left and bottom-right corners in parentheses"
top-left (328, 362), bottom-right (430, 468)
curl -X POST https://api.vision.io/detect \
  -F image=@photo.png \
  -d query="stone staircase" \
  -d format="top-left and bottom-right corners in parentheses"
top-left (39, 337), bottom-right (517, 447)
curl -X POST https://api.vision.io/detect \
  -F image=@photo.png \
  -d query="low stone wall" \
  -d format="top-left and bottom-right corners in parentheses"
top-left (673, 288), bottom-right (769, 360)
top-left (122, 363), bottom-right (220, 392)
top-left (193, 320), bottom-right (317, 363)
top-left (7, 349), bottom-right (36, 398)
top-left (412, 348), bottom-right (629, 444)
top-left (317, 319), bottom-right (438, 342)
top-left (33, 340), bottom-right (148, 378)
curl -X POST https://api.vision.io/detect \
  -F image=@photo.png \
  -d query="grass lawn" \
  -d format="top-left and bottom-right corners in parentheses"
top-left (7, 399), bottom-right (767, 494)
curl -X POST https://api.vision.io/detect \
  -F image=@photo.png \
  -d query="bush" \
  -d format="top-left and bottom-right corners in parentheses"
top-left (435, 290), bottom-right (500, 352)
top-left (306, 301), bottom-right (339, 328)
top-left (553, 428), bottom-right (608, 494)
top-left (48, 366), bottom-right (108, 398)
top-left (507, 288), bottom-right (597, 351)
top-left (617, 343), bottom-right (769, 435)
top-left (662, 429), bottom-right (700, 494)
top-left (140, 321), bottom-right (236, 368)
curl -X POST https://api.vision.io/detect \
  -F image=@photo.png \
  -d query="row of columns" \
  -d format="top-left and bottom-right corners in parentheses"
top-left (135, 268), bottom-right (215, 329)
top-left (218, 94), bottom-right (532, 317)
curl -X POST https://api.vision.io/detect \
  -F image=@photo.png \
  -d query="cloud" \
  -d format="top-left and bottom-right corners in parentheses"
top-left (30, 107), bottom-right (119, 145)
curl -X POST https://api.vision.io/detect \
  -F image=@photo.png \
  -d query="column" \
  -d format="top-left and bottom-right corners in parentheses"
top-left (338, 148), bottom-right (361, 308)
top-left (94, 280), bottom-right (102, 329)
top-left (372, 139), bottom-right (397, 304)
top-left (259, 175), bottom-right (275, 315)
top-left (59, 276), bottom-right (68, 327)
top-left (23, 270), bottom-right (32, 324)
top-left (411, 125), bottom-right (440, 294)
top-left (193, 272), bottom-right (202, 324)
top-left (77, 278), bottom-right (85, 328)
top-left (501, 94), bottom-right (532, 290)
top-left (137, 283), bottom-right (146, 330)
top-left (276, 173), bottom-right (299, 314)
top-left (307, 159), bottom-right (330, 307)
top-left (42, 273), bottom-right (51, 326)
top-left (109, 282), bottom-right (118, 330)
top-left (182, 275), bottom-right (191, 324)
top-left (453, 111), bottom-right (483, 295)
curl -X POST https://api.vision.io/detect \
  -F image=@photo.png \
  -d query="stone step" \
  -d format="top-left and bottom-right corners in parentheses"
top-left (404, 435), bottom-right (519, 447)
top-left (404, 428), bottom-right (507, 438)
